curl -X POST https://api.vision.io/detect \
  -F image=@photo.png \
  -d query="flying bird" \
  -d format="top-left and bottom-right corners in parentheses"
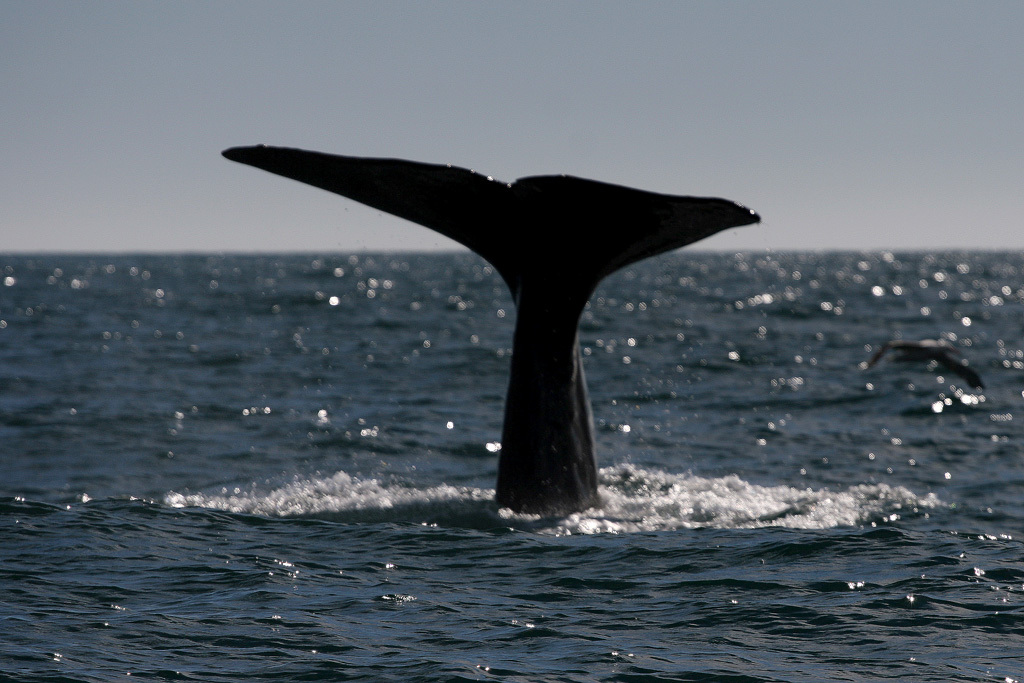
top-left (865, 339), bottom-right (984, 390)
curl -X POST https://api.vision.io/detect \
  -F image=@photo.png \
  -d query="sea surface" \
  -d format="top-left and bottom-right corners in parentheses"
top-left (2, 251), bottom-right (1023, 682)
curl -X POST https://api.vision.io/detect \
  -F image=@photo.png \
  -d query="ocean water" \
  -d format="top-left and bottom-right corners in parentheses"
top-left (2, 251), bottom-right (1023, 682)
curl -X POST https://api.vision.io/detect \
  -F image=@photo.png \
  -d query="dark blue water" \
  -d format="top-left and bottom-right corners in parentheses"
top-left (2, 252), bottom-right (1023, 682)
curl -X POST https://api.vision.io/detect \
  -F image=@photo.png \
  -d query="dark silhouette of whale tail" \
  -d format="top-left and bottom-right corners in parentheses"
top-left (223, 145), bottom-right (760, 514)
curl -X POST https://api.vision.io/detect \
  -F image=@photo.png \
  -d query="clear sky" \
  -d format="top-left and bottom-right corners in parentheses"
top-left (2, 1), bottom-right (1021, 253)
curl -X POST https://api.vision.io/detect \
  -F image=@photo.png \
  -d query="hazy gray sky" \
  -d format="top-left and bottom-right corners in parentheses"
top-left (2, 1), bottom-right (1021, 253)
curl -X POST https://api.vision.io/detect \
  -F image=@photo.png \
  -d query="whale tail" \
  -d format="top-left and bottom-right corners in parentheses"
top-left (221, 146), bottom-right (758, 290)
top-left (223, 145), bottom-right (760, 514)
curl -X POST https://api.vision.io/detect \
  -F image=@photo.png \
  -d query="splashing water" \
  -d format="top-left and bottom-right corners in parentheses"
top-left (166, 464), bottom-right (939, 535)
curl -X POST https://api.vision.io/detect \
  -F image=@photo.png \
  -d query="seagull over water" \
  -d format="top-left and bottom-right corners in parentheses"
top-left (865, 339), bottom-right (984, 390)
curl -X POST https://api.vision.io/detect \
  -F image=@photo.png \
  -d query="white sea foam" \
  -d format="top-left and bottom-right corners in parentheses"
top-left (165, 464), bottom-right (940, 534)
top-left (548, 464), bottom-right (941, 535)
top-left (164, 471), bottom-right (492, 519)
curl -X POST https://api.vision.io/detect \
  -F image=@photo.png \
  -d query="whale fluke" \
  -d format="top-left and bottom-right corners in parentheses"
top-left (223, 145), bottom-right (760, 514)
top-left (866, 339), bottom-right (984, 390)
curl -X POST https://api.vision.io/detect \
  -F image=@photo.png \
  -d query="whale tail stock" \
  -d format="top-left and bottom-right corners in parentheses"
top-left (222, 145), bottom-right (760, 514)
